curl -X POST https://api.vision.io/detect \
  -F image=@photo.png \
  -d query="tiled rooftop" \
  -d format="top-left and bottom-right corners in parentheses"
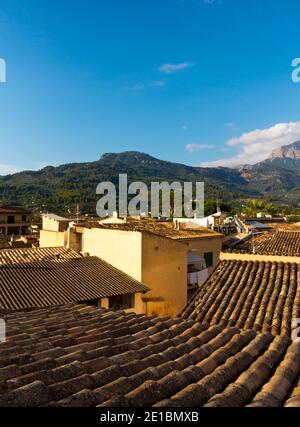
top-left (255, 231), bottom-right (300, 256)
top-left (78, 218), bottom-right (221, 240)
top-left (42, 213), bottom-right (71, 222)
top-left (224, 232), bottom-right (273, 254)
top-left (265, 222), bottom-right (300, 232)
top-left (182, 260), bottom-right (300, 336)
top-left (0, 247), bottom-right (80, 265)
top-left (0, 248), bottom-right (149, 311)
top-left (0, 206), bottom-right (31, 214)
top-left (225, 231), bottom-right (300, 256)
top-left (0, 303), bottom-right (300, 407)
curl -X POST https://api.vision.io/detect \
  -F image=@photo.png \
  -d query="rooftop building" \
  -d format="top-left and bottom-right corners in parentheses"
top-left (40, 217), bottom-right (223, 316)
top-left (0, 206), bottom-right (31, 237)
top-left (80, 217), bottom-right (221, 240)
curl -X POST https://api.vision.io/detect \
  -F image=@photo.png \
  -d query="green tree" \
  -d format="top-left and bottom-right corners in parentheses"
top-left (242, 200), bottom-right (278, 217)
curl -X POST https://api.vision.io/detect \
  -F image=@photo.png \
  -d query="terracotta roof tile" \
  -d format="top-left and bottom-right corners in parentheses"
top-left (255, 231), bottom-right (300, 256)
top-left (1, 302), bottom-right (300, 407)
top-left (0, 247), bottom-right (79, 266)
top-left (78, 218), bottom-right (221, 240)
top-left (0, 250), bottom-right (149, 311)
top-left (183, 260), bottom-right (300, 335)
top-left (226, 231), bottom-right (300, 256)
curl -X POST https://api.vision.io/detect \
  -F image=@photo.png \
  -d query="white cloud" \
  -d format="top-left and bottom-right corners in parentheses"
top-left (201, 121), bottom-right (300, 167)
top-left (159, 62), bottom-right (195, 74)
top-left (0, 161), bottom-right (58, 175)
top-left (187, 143), bottom-right (215, 153)
top-left (0, 164), bottom-right (20, 175)
top-left (125, 80), bottom-right (165, 90)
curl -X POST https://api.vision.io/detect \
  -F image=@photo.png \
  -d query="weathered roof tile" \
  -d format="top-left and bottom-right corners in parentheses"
top-left (0, 249), bottom-right (149, 311)
top-left (0, 380), bottom-right (49, 407)
top-left (1, 302), bottom-right (300, 407)
top-left (183, 260), bottom-right (300, 335)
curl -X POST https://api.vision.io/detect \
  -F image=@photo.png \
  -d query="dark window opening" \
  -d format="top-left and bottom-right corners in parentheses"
top-left (80, 299), bottom-right (98, 307)
top-left (21, 226), bottom-right (29, 235)
top-left (109, 294), bottom-right (135, 310)
top-left (7, 226), bottom-right (20, 236)
top-left (204, 252), bottom-right (214, 268)
top-left (7, 216), bottom-right (15, 224)
top-left (22, 215), bottom-right (27, 222)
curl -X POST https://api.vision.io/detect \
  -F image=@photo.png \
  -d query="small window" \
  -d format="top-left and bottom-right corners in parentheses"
top-left (204, 252), bottom-right (214, 268)
top-left (22, 215), bottom-right (27, 222)
top-left (7, 215), bottom-right (15, 224)
top-left (109, 294), bottom-right (135, 310)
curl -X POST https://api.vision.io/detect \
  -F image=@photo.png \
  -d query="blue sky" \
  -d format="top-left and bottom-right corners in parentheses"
top-left (1, 0), bottom-right (300, 174)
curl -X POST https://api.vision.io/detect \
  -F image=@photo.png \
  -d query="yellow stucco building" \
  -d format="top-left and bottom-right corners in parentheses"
top-left (40, 216), bottom-right (223, 317)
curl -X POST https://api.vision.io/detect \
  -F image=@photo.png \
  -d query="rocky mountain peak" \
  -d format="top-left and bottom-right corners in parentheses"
top-left (270, 140), bottom-right (300, 160)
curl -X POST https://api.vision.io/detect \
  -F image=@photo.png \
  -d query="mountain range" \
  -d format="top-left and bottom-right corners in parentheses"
top-left (1, 141), bottom-right (300, 214)
top-left (270, 140), bottom-right (300, 160)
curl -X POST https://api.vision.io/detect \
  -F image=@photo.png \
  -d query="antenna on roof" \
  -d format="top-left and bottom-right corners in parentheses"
top-left (76, 204), bottom-right (80, 224)
top-left (216, 195), bottom-right (221, 214)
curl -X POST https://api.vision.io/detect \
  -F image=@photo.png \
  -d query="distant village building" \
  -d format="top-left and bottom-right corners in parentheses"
top-left (256, 212), bottom-right (273, 219)
top-left (173, 211), bottom-right (227, 229)
top-left (0, 206), bottom-right (31, 236)
top-left (243, 219), bottom-right (273, 233)
top-left (40, 213), bottom-right (72, 246)
top-left (39, 215), bottom-right (223, 317)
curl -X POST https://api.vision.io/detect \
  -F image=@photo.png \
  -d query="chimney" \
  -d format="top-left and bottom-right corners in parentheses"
top-left (174, 220), bottom-right (180, 230)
